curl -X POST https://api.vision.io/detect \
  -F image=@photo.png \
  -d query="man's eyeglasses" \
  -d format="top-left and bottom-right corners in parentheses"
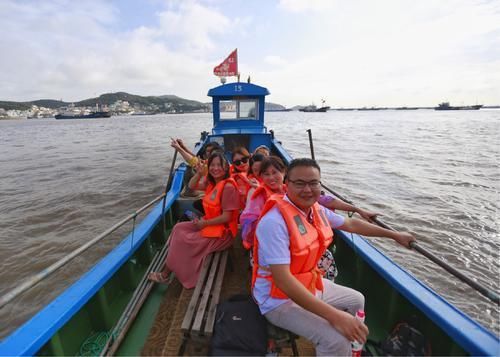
top-left (233, 157), bottom-right (249, 166)
top-left (288, 179), bottom-right (322, 190)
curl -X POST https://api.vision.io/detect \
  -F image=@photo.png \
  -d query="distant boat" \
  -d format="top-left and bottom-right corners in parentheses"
top-left (55, 103), bottom-right (111, 119)
top-left (435, 102), bottom-right (482, 111)
top-left (55, 111), bottom-right (111, 119)
top-left (299, 99), bottom-right (330, 112)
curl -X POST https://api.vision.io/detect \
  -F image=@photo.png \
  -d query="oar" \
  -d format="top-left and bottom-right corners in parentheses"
top-left (306, 129), bottom-right (500, 306)
top-left (161, 149), bottom-right (178, 237)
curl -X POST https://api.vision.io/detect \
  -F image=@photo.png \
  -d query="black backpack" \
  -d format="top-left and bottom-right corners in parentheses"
top-left (210, 294), bottom-right (268, 356)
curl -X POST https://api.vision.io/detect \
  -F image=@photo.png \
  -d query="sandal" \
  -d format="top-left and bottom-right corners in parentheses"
top-left (148, 271), bottom-right (169, 284)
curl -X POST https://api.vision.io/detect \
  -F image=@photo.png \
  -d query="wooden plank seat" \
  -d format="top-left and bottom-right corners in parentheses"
top-left (179, 249), bottom-right (229, 355)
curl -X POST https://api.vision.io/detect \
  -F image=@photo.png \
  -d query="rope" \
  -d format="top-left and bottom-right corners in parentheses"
top-left (79, 331), bottom-right (115, 356)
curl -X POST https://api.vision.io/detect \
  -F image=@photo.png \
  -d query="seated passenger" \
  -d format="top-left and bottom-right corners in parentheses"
top-left (252, 158), bottom-right (416, 356)
top-left (148, 152), bottom-right (239, 288)
top-left (247, 153), bottom-right (265, 188)
top-left (253, 145), bottom-right (271, 156)
top-left (171, 138), bottom-right (221, 172)
top-left (240, 156), bottom-right (286, 249)
top-left (231, 147), bottom-right (256, 209)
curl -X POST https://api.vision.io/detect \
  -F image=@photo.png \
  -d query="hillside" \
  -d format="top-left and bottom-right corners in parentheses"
top-left (0, 92), bottom-right (208, 112)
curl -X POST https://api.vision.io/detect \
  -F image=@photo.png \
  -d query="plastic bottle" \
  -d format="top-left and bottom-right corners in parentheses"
top-left (351, 310), bottom-right (365, 357)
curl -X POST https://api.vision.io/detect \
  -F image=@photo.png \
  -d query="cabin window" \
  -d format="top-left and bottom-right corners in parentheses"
top-left (219, 100), bottom-right (258, 120)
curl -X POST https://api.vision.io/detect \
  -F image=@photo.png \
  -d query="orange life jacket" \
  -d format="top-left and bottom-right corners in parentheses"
top-left (232, 171), bottom-right (251, 209)
top-left (242, 184), bottom-right (287, 250)
top-left (252, 196), bottom-right (333, 299)
top-left (201, 178), bottom-right (239, 239)
top-left (250, 184), bottom-right (275, 201)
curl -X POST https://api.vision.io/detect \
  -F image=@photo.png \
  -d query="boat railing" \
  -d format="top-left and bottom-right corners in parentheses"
top-left (0, 192), bottom-right (168, 309)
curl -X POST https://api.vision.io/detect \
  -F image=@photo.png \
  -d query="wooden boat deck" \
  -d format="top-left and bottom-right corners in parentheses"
top-left (140, 235), bottom-right (315, 356)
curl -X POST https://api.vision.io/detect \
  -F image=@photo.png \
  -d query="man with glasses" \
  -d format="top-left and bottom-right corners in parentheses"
top-left (252, 158), bottom-right (416, 356)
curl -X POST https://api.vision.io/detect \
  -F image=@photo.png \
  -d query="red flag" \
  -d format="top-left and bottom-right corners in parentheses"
top-left (213, 49), bottom-right (238, 77)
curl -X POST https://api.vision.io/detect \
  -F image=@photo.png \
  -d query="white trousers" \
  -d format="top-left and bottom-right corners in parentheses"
top-left (265, 279), bottom-right (365, 356)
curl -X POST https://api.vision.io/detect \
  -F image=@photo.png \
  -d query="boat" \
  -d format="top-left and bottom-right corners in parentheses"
top-left (55, 103), bottom-right (111, 119)
top-left (434, 102), bottom-right (483, 110)
top-left (299, 99), bottom-right (330, 112)
top-left (0, 81), bottom-right (498, 356)
top-left (55, 111), bottom-right (111, 119)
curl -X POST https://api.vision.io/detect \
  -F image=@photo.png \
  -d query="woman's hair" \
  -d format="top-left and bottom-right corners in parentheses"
top-left (260, 156), bottom-right (287, 174)
top-left (253, 145), bottom-right (271, 156)
top-left (248, 153), bottom-right (265, 175)
top-left (206, 151), bottom-right (230, 185)
top-left (231, 146), bottom-right (250, 160)
top-left (202, 141), bottom-right (222, 158)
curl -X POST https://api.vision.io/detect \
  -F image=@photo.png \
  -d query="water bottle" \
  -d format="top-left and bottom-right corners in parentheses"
top-left (351, 310), bottom-right (365, 357)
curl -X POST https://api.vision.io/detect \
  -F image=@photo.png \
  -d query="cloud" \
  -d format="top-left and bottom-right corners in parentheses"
top-left (264, 55), bottom-right (288, 66)
top-left (0, 0), bottom-right (498, 106)
top-left (278, 0), bottom-right (334, 13)
top-left (156, 1), bottom-right (231, 53)
top-left (0, 0), bottom-right (232, 101)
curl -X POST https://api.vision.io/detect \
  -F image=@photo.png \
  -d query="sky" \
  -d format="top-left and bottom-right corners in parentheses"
top-left (1, 0), bottom-right (499, 107)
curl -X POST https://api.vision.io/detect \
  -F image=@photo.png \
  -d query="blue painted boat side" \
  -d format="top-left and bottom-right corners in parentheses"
top-left (336, 230), bottom-right (499, 356)
top-left (0, 166), bottom-right (186, 356)
top-left (211, 127), bottom-right (268, 135)
top-left (270, 138), bottom-right (293, 164)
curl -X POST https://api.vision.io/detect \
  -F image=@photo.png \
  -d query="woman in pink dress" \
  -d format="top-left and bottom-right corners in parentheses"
top-left (148, 152), bottom-right (240, 288)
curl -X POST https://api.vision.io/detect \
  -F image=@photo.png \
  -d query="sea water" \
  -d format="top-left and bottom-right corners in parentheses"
top-left (0, 110), bottom-right (498, 338)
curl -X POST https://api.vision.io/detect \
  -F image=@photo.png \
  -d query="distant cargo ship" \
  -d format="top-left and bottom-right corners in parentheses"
top-left (435, 102), bottom-right (482, 110)
top-left (54, 103), bottom-right (111, 119)
top-left (299, 99), bottom-right (330, 112)
top-left (55, 111), bottom-right (111, 119)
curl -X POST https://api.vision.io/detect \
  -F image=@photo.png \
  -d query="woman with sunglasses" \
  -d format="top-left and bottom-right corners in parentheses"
top-left (231, 147), bottom-right (256, 210)
top-left (148, 152), bottom-right (240, 288)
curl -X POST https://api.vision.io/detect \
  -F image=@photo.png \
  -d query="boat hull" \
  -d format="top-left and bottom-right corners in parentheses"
top-left (299, 106), bottom-right (330, 112)
top-left (1, 81), bottom-right (497, 356)
top-left (1, 136), bottom-right (497, 356)
top-left (54, 111), bottom-right (111, 119)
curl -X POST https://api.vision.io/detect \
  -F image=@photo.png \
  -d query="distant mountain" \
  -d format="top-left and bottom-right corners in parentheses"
top-left (265, 102), bottom-right (287, 111)
top-left (0, 92), bottom-right (208, 112)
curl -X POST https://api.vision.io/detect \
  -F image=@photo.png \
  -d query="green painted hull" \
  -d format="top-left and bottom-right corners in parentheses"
top-left (334, 233), bottom-right (466, 356)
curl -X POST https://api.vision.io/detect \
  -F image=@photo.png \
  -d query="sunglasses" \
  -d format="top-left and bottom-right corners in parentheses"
top-left (233, 157), bottom-right (249, 166)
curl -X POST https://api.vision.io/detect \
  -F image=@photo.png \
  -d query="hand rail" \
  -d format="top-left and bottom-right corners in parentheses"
top-left (0, 193), bottom-right (167, 309)
top-left (307, 129), bottom-right (500, 306)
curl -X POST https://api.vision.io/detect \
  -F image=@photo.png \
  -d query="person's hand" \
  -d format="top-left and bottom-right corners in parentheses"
top-left (248, 178), bottom-right (259, 188)
top-left (193, 218), bottom-right (206, 230)
top-left (194, 160), bottom-right (206, 173)
top-left (170, 138), bottom-right (180, 149)
top-left (176, 138), bottom-right (185, 147)
top-left (357, 208), bottom-right (380, 222)
top-left (393, 232), bottom-right (416, 249)
top-left (327, 309), bottom-right (368, 343)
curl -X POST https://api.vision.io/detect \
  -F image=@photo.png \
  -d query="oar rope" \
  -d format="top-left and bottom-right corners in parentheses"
top-left (306, 129), bottom-right (500, 306)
